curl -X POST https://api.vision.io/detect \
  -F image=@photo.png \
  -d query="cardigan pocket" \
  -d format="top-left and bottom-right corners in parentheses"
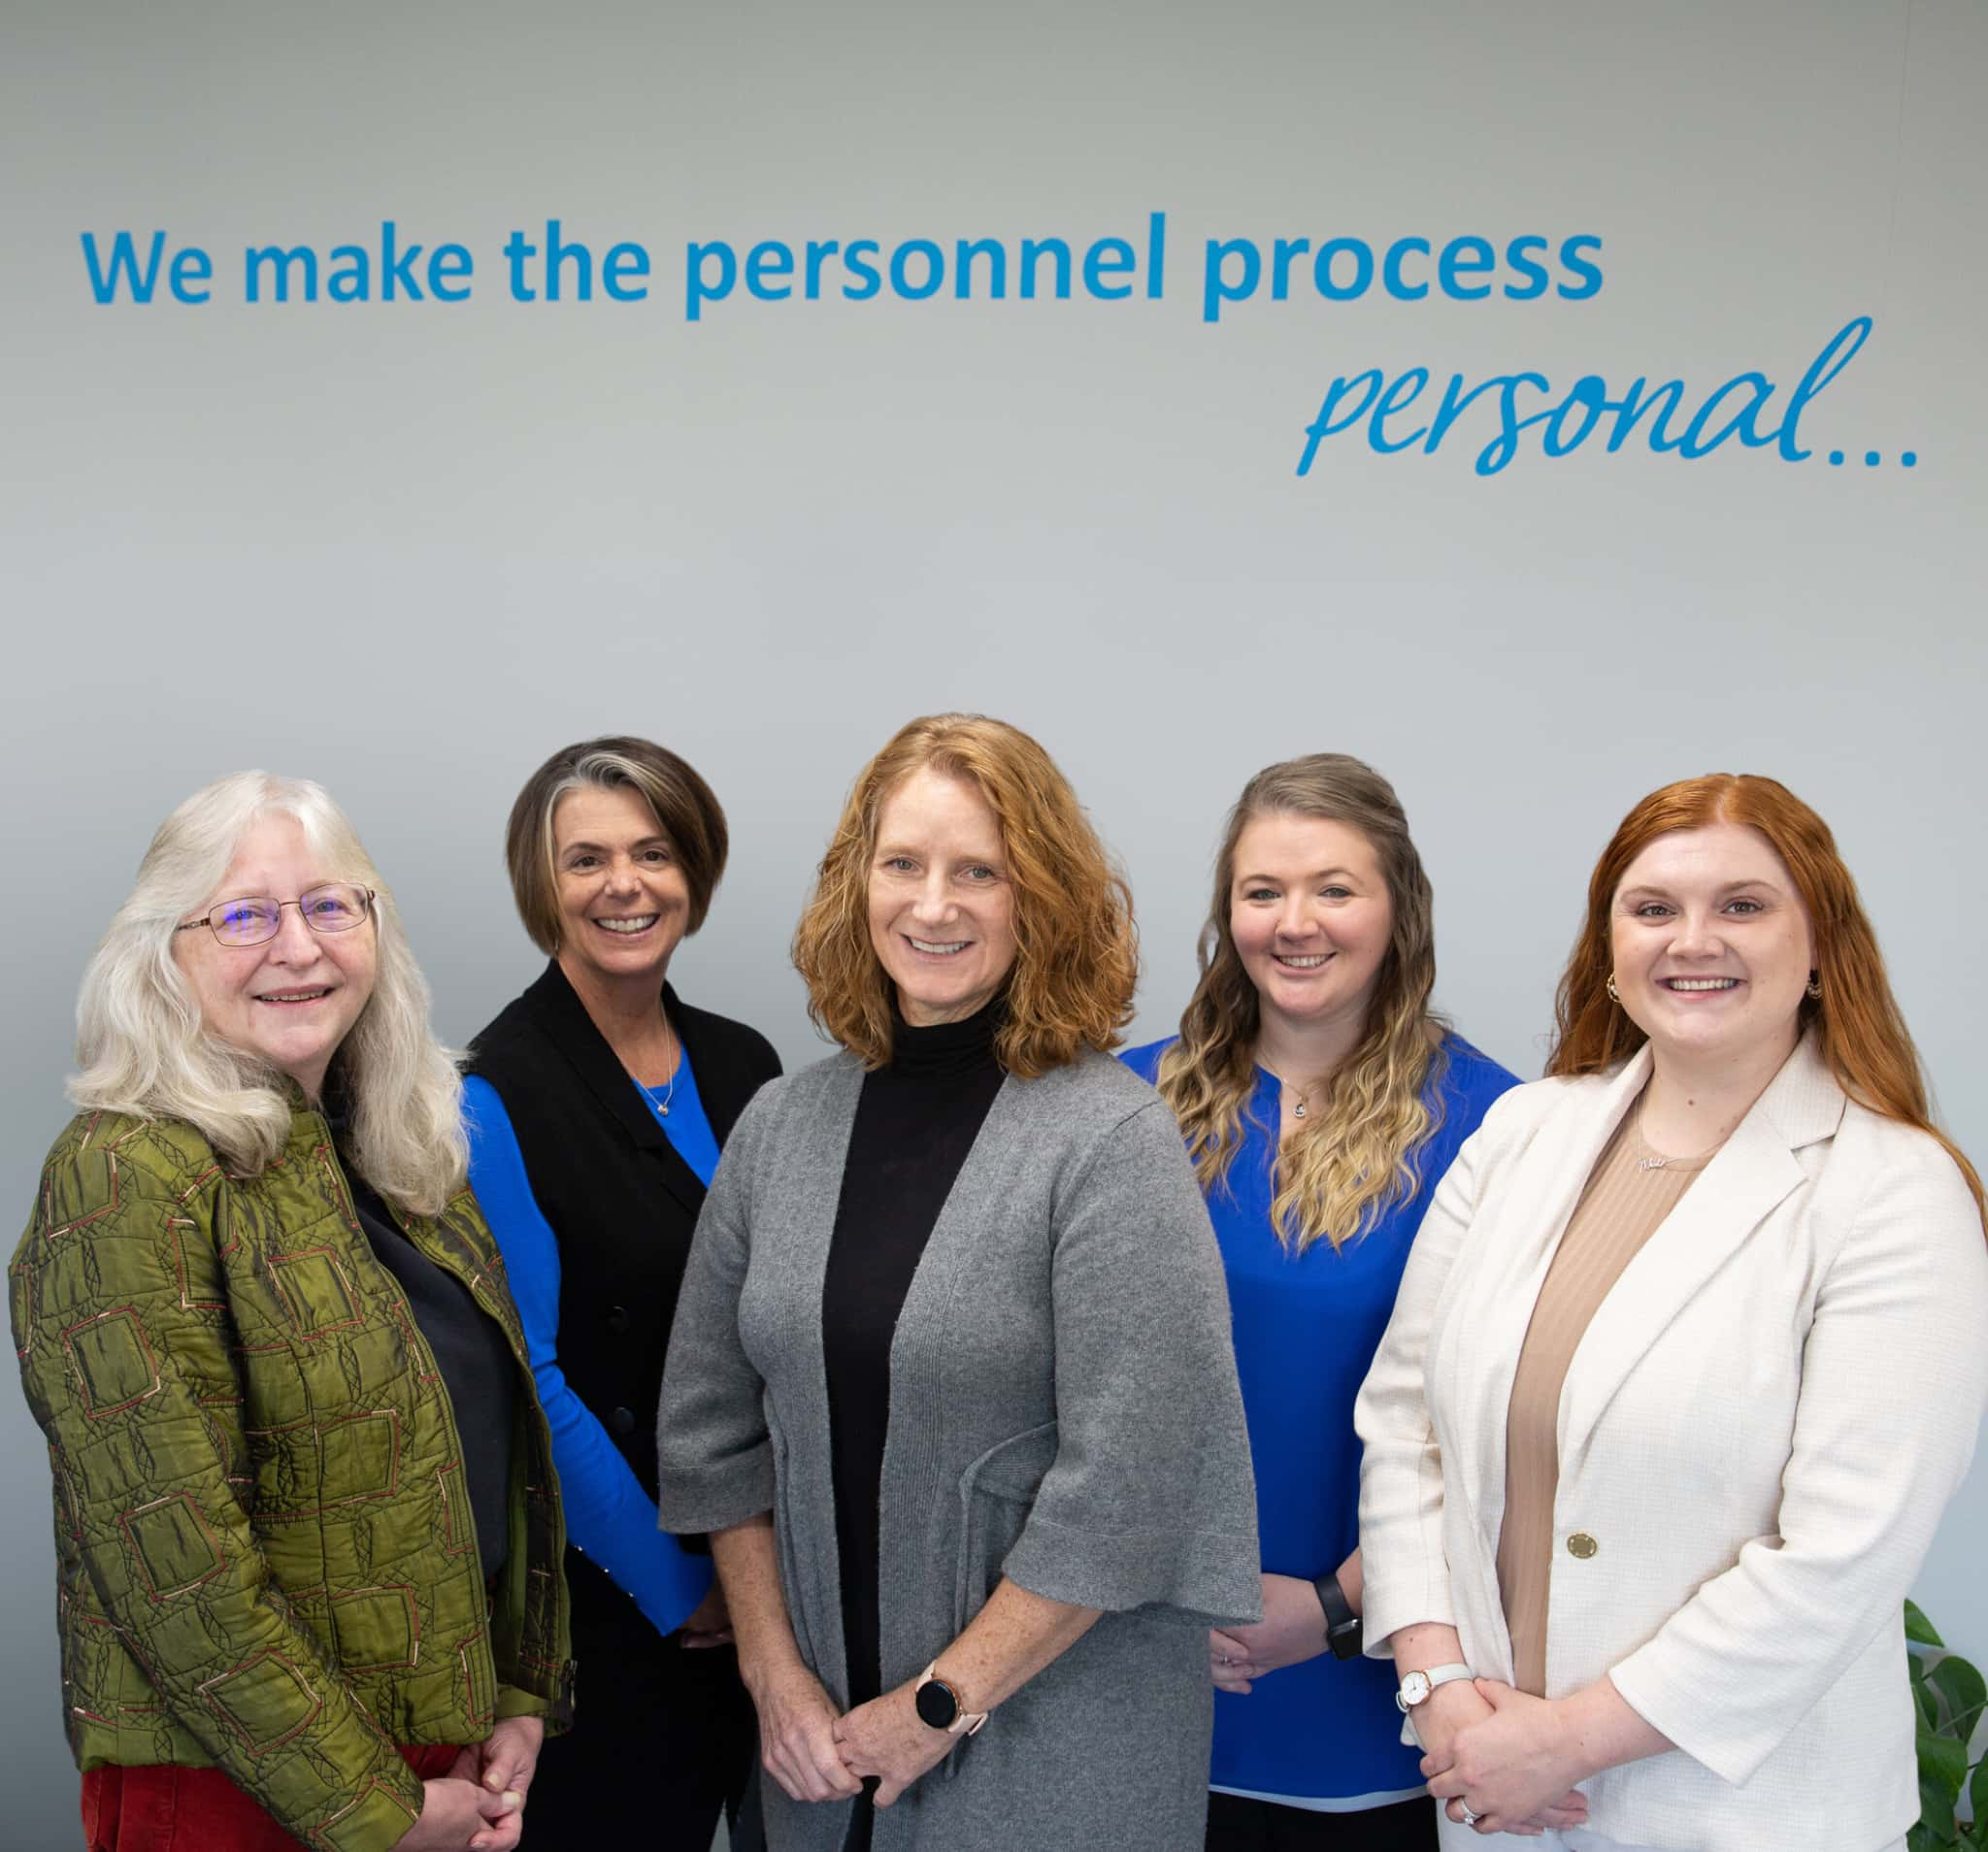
top-left (953, 1420), bottom-right (1060, 1634)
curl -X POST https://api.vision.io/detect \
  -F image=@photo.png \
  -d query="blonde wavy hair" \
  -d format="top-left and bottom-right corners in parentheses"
top-left (70, 772), bottom-right (467, 1216)
top-left (1156, 755), bottom-right (1447, 1254)
top-left (792, 714), bottom-right (1137, 1076)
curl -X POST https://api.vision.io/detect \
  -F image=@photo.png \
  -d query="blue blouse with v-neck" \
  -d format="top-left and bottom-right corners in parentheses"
top-left (1122, 1031), bottom-right (1519, 1810)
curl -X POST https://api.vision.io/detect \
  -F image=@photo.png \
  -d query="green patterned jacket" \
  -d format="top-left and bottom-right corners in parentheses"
top-left (9, 1101), bottom-right (575, 1852)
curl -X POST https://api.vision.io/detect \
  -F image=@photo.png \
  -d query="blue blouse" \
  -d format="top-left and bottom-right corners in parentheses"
top-left (463, 1053), bottom-right (723, 1637)
top-left (1121, 1033), bottom-right (1519, 1808)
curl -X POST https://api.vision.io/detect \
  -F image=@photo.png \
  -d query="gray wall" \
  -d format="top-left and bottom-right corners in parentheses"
top-left (5, 1), bottom-right (1983, 1841)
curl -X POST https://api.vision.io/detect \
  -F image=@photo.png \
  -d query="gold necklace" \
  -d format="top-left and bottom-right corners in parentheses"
top-left (1633, 1094), bottom-right (1722, 1173)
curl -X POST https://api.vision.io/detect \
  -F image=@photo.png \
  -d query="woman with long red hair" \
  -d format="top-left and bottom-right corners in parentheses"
top-left (1356, 773), bottom-right (1988, 1851)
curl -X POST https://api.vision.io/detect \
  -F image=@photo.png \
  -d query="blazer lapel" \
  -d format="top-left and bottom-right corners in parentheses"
top-left (521, 961), bottom-right (706, 1219)
top-left (1556, 1032), bottom-right (1844, 1469)
top-left (1448, 1048), bottom-right (1653, 1529)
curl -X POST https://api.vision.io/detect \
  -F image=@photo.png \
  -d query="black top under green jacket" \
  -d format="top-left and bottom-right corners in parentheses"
top-left (11, 1098), bottom-right (575, 1852)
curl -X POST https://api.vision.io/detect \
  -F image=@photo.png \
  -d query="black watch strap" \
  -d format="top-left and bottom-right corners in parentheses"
top-left (1313, 1571), bottom-right (1363, 1661)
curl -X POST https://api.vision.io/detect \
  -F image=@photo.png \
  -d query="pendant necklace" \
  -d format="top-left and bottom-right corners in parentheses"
top-left (1262, 1063), bottom-right (1315, 1121)
top-left (617, 1013), bottom-right (679, 1121)
top-left (641, 1068), bottom-right (677, 1121)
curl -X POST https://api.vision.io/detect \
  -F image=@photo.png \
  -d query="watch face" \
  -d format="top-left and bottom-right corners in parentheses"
top-left (914, 1677), bottom-right (960, 1731)
top-left (1400, 1671), bottom-right (1432, 1706)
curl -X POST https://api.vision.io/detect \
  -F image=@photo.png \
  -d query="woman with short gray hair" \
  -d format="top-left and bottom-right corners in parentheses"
top-left (464, 734), bottom-right (778, 1847)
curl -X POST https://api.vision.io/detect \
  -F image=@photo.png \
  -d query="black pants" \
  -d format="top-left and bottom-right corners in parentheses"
top-left (1206, 1791), bottom-right (1439, 1851)
top-left (524, 1551), bottom-right (758, 1848)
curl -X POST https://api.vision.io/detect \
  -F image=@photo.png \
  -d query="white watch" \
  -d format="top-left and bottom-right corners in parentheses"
top-left (1395, 1663), bottom-right (1474, 1713)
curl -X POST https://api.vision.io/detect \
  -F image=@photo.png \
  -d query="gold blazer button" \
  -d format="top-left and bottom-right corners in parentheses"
top-left (1567, 1532), bottom-right (1599, 1559)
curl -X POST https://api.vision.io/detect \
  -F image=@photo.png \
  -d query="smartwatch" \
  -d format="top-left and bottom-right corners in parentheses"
top-left (913, 1663), bottom-right (989, 1737)
top-left (1395, 1663), bottom-right (1474, 1713)
top-left (1312, 1571), bottom-right (1363, 1661)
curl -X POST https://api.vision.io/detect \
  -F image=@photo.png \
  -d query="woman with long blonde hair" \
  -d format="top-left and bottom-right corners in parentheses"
top-left (1125, 753), bottom-right (1519, 1852)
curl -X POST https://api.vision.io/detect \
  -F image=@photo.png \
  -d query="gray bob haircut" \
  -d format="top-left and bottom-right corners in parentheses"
top-left (70, 772), bottom-right (467, 1216)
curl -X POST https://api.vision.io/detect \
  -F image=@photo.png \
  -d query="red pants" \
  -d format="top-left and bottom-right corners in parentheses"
top-left (82, 1745), bottom-right (459, 1851)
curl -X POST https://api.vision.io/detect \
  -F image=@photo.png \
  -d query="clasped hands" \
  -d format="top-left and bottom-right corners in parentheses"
top-left (1209, 1571), bottom-right (1336, 1693)
top-left (1415, 1679), bottom-right (1591, 1838)
top-left (753, 1660), bottom-right (953, 1809)
top-left (396, 1715), bottom-right (544, 1852)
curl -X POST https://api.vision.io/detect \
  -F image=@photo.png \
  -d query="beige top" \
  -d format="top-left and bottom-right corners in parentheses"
top-left (1496, 1092), bottom-right (1724, 1696)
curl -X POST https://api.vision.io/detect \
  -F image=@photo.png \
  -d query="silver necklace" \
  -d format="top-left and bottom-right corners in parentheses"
top-left (1261, 1063), bottom-right (1316, 1120)
top-left (617, 1015), bottom-right (679, 1120)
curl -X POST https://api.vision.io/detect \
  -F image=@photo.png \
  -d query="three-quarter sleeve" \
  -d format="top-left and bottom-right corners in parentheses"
top-left (463, 1076), bottom-right (712, 1636)
top-left (1606, 1140), bottom-right (1988, 1785)
top-left (655, 1093), bottom-right (777, 1535)
top-left (1000, 1099), bottom-right (1261, 1628)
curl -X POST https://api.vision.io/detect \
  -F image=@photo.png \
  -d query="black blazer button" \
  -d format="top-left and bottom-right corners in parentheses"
top-left (607, 1306), bottom-right (631, 1335)
top-left (610, 1406), bottom-right (637, 1436)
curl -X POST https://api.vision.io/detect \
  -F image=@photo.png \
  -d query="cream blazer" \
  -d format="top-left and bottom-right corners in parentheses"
top-left (1356, 1034), bottom-right (1988, 1852)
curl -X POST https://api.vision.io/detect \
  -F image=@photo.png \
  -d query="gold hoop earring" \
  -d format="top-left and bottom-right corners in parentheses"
top-left (1606, 975), bottom-right (1620, 1004)
top-left (1806, 973), bottom-right (1823, 1001)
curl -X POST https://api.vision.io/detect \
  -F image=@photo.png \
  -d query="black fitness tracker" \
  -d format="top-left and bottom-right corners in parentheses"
top-left (1313, 1571), bottom-right (1363, 1661)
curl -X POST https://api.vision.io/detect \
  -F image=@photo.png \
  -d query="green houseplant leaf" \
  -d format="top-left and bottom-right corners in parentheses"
top-left (1914, 1657), bottom-right (1941, 1733)
top-left (1909, 1601), bottom-right (1987, 1846)
top-left (1930, 1653), bottom-right (1988, 1736)
top-left (1908, 1601), bottom-right (1948, 1649)
top-left (1920, 1730), bottom-right (1966, 1845)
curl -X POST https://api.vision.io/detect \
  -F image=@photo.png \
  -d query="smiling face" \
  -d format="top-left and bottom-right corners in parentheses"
top-left (1229, 812), bottom-right (1394, 1038)
top-left (172, 811), bottom-right (378, 1099)
top-left (867, 766), bottom-right (1019, 1027)
top-left (1609, 821), bottom-right (1815, 1076)
top-left (550, 784), bottom-right (692, 994)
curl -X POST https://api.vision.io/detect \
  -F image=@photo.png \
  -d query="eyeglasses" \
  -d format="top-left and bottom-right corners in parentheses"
top-left (174, 883), bottom-right (376, 947)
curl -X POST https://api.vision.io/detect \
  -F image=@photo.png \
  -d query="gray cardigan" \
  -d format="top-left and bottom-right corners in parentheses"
top-left (656, 1047), bottom-right (1260, 1852)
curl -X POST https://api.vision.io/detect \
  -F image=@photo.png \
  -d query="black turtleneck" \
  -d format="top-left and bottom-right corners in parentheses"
top-left (822, 1001), bottom-right (1006, 1711)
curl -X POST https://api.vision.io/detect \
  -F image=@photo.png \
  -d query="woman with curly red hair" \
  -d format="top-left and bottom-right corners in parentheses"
top-left (656, 713), bottom-right (1260, 1852)
top-left (1357, 773), bottom-right (1988, 1851)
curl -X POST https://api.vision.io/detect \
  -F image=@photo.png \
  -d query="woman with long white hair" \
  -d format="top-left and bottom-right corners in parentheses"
top-left (11, 772), bottom-right (572, 1852)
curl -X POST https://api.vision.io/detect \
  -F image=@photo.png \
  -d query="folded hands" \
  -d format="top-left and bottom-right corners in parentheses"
top-left (751, 1661), bottom-right (951, 1810)
top-left (1416, 1679), bottom-right (1591, 1838)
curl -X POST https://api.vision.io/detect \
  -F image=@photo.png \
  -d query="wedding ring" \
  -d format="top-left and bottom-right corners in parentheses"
top-left (1458, 1802), bottom-right (1479, 1827)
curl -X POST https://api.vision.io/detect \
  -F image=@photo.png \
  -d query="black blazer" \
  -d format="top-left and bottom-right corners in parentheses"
top-left (465, 960), bottom-right (780, 1501)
